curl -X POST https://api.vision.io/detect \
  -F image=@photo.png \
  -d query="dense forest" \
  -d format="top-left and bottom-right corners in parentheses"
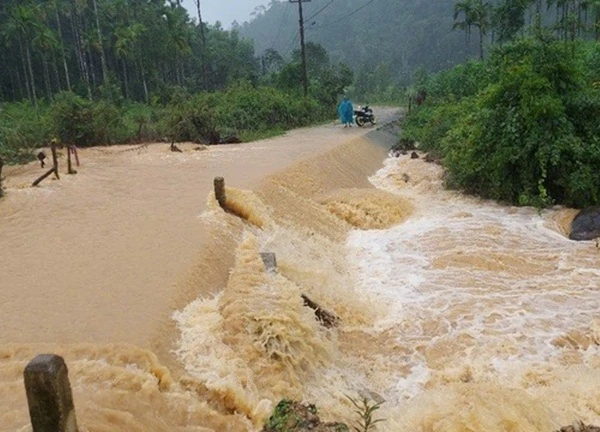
top-left (0, 0), bottom-right (260, 103)
top-left (0, 0), bottom-right (351, 164)
top-left (241, 0), bottom-right (600, 100)
top-left (240, 0), bottom-right (469, 98)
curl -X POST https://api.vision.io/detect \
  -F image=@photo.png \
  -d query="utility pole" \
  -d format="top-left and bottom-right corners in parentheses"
top-left (289, 0), bottom-right (310, 97)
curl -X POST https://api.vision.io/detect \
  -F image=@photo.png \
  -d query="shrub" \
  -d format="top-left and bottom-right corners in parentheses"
top-left (403, 37), bottom-right (600, 208)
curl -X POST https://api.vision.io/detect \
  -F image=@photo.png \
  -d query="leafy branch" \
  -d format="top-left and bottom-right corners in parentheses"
top-left (345, 394), bottom-right (385, 432)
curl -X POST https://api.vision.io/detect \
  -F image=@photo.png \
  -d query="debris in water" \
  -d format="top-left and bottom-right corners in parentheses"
top-left (556, 423), bottom-right (600, 432)
top-left (262, 399), bottom-right (348, 432)
top-left (302, 294), bottom-right (338, 328)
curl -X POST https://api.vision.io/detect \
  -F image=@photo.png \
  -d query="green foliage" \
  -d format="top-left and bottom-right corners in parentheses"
top-left (165, 93), bottom-right (217, 143)
top-left (263, 399), bottom-right (349, 432)
top-left (265, 399), bottom-right (295, 431)
top-left (0, 0), bottom-right (260, 103)
top-left (0, 102), bottom-right (50, 164)
top-left (345, 395), bottom-right (385, 432)
top-left (404, 37), bottom-right (600, 209)
top-left (49, 91), bottom-right (128, 147)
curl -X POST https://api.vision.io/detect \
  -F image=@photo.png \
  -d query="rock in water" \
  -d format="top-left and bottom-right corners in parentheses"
top-left (569, 206), bottom-right (600, 241)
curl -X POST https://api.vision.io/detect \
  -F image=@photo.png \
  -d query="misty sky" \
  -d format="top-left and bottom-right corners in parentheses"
top-left (181, 0), bottom-right (268, 27)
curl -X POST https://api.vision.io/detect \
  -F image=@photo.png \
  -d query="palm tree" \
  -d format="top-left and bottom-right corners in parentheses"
top-left (453, 0), bottom-right (476, 59)
top-left (33, 26), bottom-right (60, 99)
top-left (91, 0), bottom-right (108, 83)
top-left (114, 23), bottom-right (145, 99)
top-left (195, 0), bottom-right (207, 87)
top-left (472, 0), bottom-right (491, 59)
top-left (2, 4), bottom-right (41, 105)
top-left (50, 0), bottom-right (72, 91)
top-left (490, 0), bottom-right (529, 43)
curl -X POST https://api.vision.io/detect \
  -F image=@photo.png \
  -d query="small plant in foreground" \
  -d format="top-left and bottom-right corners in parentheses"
top-left (345, 395), bottom-right (385, 432)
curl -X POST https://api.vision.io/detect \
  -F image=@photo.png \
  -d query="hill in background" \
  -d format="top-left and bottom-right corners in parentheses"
top-left (238, 0), bottom-right (470, 86)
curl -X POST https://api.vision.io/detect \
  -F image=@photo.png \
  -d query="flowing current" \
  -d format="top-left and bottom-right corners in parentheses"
top-left (1, 113), bottom-right (599, 431)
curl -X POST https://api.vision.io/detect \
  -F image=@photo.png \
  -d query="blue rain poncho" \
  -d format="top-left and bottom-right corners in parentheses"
top-left (337, 98), bottom-right (354, 125)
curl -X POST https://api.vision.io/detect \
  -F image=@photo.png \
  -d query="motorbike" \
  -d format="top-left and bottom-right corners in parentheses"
top-left (354, 105), bottom-right (376, 127)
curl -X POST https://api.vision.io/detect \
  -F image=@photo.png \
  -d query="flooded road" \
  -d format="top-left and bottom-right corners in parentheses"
top-left (2, 107), bottom-right (599, 432)
top-left (0, 109), bottom-right (398, 346)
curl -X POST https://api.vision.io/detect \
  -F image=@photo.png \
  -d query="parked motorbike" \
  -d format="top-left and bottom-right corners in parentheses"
top-left (354, 105), bottom-right (376, 127)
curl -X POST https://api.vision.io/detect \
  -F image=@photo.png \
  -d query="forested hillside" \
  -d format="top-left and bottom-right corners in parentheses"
top-left (402, 0), bottom-right (600, 209)
top-left (0, 0), bottom-right (258, 103)
top-left (0, 0), bottom-right (352, 165)
top-left (239, 0), bottom-right (467, 88)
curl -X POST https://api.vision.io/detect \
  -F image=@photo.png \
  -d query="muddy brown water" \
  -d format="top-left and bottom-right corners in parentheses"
top-left (0, 110), bottom-right (397, 346)
top-left (2, 107), bottom-right (600, 432)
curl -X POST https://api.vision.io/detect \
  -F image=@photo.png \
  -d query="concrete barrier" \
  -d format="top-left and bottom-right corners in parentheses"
top-left (24, 354), bottom-right (78, 432)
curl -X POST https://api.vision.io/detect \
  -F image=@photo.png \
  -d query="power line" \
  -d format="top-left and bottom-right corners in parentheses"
top-left (309, 0), bottom-right (375, 30)
top-left (270, 3), bottom-right (292, 50)
top-left (282, 33), bottom-right (299, 56)
top-left (306, 0), bottom-right (336, 22)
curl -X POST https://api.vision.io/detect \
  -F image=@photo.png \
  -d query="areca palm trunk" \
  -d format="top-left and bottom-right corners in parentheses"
top-left (196, 0), bottom-right (207, 88)
top-left (52, 52), bottom-right (62, 91)
top-left (479, 26), bottom-right (484, 59)
top-left (55, 2), bottom-right (71, 90)
top-left (91, 0), bottom-right (108, 82)
top-left (42, 57), bottom-right (52, 99)
top-left (120, 58), bottom-right (129, 99)
top-left (69, 0), bottom-right (91, 98)
top-left (25, 41), bottom-right (37, 106)
top-left (18, 36), bottom-right (32, 102)
top-left (137, 59), bottom-right (148, 102)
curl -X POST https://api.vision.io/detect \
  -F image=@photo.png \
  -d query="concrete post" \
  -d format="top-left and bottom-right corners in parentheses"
top-left (24, 354), bottom-right (78, 432)
top-left (214, 177), bottom-right (226, 210)
top-left (260, 252), bottom-right (277, 272)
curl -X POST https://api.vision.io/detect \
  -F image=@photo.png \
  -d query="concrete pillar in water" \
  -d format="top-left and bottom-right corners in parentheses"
top-left (24, 354), bottom-right (79, 432)
top-left (260, 252), bottom-right (277, 272)
top-left (213, 176), bottom-right (226, 210)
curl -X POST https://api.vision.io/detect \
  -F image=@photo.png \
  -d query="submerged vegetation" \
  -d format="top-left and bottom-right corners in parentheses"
top-left (262, 400), bottom-right (349, 432)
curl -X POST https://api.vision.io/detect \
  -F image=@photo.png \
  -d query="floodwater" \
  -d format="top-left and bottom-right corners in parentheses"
top-left (1, 108), bottom-right (599, 431)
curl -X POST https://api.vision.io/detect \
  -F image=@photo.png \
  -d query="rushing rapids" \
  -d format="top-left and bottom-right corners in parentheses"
top-left (1, 115), bottom-right (599, 431)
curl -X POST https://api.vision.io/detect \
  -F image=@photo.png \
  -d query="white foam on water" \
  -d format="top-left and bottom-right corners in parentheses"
top-left (344, 155), bottom-right (600, 429)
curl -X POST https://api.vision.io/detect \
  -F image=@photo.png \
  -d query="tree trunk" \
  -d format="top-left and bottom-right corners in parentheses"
top-left (122, 59), bottom-right (129, 99)
top-left (91, 0), bottom-right (108, 83)
top-left (70, 1), bottom-right (91, 98)
top-left (55, 2), bottom-right (71, 91)
top-left (87, 46), bottom-right (97, 89)
top-left (479, 27), bottom-right (484, 60)
top-left (138, 59), bottom-right (149, 102)
top-left (42, 58), bottom-right (52, 100)
top-left (14, 64), bottom-right (24, 100)
top-left (195, 0), bottom-right (207, 88)
top-left (467, 26), bottom-right (471, 59)
top-left (25, 41), bottom-right (37, 107)
top-left (19, 36), bottom-right (32, 103)
top-left (52, 52), bottom-right (62, 92)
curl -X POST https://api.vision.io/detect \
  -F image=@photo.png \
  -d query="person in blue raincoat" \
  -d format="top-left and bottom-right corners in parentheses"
top-left (337, 96), bottom-right (354, 127)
